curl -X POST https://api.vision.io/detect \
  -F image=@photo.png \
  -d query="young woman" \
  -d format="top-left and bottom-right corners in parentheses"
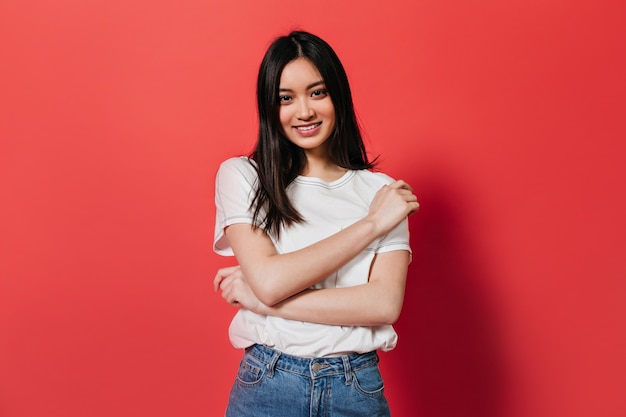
top-left (213, 31), bottom-right (419, 417)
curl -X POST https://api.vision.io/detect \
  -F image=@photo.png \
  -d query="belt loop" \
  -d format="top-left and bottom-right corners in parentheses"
top-left (266, 349), bottom-right (281, 378)
top-left (342, 355), bottom-right (352, 385)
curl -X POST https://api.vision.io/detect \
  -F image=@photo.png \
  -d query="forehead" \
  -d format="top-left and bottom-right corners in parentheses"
top-left (279, 58), bottom-right (323, 87)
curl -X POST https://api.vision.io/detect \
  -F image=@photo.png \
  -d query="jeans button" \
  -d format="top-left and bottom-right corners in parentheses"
top-left (311, 362), bottom-right (321, 372)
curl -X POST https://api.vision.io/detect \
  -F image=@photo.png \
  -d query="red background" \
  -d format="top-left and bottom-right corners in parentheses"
top-left (1, 1), bottom-right (624, 416)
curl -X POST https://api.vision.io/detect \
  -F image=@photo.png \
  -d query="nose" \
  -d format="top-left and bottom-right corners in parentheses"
top-left (296, 99), bottom-right (315, 121)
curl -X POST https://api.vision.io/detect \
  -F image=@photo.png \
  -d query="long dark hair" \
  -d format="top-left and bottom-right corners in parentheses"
top-left (251, 31), bottom-right (375, 236)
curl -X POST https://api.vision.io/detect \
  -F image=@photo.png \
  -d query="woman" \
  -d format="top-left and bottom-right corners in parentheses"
top-left (213, 31), bottom-right (419, 417)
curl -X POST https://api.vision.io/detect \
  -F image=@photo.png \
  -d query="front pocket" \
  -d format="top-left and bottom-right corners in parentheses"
top-left (352, 364), bottom-right (385, 398)
top-left (235, 356), bottom-right (266, 387)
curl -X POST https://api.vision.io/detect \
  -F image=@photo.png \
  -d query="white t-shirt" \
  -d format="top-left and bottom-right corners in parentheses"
top-left (214, 156), bottom-right (411, 357)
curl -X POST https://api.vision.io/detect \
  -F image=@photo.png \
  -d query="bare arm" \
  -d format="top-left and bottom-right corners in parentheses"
top-left (215, 250), bottom-right (409, 326)
top-left (223, 180), bottom-right (418, 306)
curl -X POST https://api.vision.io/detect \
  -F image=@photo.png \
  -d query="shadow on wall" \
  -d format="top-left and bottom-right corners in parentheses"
top-left (381, 177), bottom-right (509, 417)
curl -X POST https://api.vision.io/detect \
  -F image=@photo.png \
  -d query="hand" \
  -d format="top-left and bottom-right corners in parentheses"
top-left (367, 180), bottom-right (419, 235)
top-left (214, 265), bottom-right (265, 313)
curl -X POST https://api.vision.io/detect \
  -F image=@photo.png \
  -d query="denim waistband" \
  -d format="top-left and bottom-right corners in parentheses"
top-left (245, 344), bottom-right (379, 382)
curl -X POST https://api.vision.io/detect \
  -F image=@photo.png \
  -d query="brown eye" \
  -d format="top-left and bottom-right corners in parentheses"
top-left (311, 89), bottom-right (328, 98)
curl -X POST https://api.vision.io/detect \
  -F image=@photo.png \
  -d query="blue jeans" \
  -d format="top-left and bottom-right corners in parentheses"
top-left (225, 344), bottom-right (391, 417)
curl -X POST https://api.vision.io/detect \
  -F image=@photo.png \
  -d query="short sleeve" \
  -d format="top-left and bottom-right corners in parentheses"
top-left (369, 171), bottom-right (411, 261)
top-left (213, 157), bottom-right (259, 256)
top-left (375, 218), bottom-right (412, 261)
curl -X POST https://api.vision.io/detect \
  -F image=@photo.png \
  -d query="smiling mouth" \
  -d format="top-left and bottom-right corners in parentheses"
top-left (295, 122), bottom-right (321, 131)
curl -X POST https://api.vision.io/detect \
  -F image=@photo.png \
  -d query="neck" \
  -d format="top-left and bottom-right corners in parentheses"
top-left (301, 155), bottom-right (346, 182)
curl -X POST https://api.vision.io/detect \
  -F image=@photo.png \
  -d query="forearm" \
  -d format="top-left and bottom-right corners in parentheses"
top-left (252, 250), bottom-right (410, 326)
top-left (257, 283), bottom-right (405, 326)
top-left (228, 217), bottom-right (382, 306)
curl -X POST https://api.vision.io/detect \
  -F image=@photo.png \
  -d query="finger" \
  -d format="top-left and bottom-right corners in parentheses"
top-left (213, 267), bottom-right (232, 291)
top-left (219, 265), bottom-right (240, 276)
top-left (221, 285), bottom-right (241, 307)
top-left (221, 284), bottom-right (235, 303)
top-left (389, 180), bottom-right (413, 192)
top-left (218, 274), bottom-right (237, 292)
top-left (213, 272), bottom-right (223, 292)
top-left (397, 189), bottom-right (417, 198)
top-left (213, 265), bottom-right (240, 291)
top-left (405, 193), bottom-right (418, 202)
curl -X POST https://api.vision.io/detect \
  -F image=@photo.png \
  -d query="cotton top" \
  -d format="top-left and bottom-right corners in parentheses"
top-left (214, 156), bottom-right (411, 357)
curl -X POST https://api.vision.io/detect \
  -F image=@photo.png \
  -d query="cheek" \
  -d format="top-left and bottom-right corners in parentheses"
top-left (279, 107), bottom-right (291, 128)
top-left (325, 104), bottom-right (336, 126)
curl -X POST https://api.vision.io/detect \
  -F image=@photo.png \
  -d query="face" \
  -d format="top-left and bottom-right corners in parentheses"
top-left (278, 58), bottom-right (336, 157)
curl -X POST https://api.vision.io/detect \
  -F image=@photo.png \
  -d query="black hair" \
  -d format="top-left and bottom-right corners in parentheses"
top-left (251, 31), bottom-right (374, 236)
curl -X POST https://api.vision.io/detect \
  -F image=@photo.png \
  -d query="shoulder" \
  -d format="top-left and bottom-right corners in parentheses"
top-left (353, 169), bottom-right (396, 187)
top-left (217, 157), bottom-right (258, 184)
top-left (218, 156), bottom-right (257, 173)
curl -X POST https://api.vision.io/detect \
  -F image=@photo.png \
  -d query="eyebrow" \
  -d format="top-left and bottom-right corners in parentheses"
top-left (279, 81), bottom-right (326, 92)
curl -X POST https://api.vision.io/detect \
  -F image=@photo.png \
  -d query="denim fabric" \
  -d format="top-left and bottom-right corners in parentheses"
top-left (225, 344), bottom-right (391, 417)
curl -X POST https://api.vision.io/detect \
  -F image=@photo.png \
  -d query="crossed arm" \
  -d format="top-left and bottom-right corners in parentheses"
top-left (214, 249), bottom-right (409, 326)
top-left (214, 180), bottom-right (418, 327)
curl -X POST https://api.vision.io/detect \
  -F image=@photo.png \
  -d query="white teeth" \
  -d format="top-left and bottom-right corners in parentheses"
top-left (296, 123), bottom-right (320, 131)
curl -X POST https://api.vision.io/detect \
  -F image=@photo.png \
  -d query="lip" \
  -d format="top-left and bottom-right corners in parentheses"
top-left (293, 122), bottom-right (322, 137)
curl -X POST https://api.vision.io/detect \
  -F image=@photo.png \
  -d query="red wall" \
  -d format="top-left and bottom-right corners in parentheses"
top-left (1, 1), bottom-right (624, 416)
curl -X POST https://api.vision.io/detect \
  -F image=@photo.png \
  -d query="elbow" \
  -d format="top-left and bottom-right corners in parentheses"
top-left (378, 309), bottom-right (401, 326)
top-left (375, 301), bottom-right (403, 325)
top-left (389, 309), bottom-right (402, 325)
top-left (256, 290), bottom-right (284, 307)
top-left (360, 285), bottom-right (405, 325)
top-left (246, 275), bottom-right (286, 307)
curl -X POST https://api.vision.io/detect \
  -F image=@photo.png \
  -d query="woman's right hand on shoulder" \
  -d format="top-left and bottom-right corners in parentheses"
top-left (367, 180), bottom-right (419, 235)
